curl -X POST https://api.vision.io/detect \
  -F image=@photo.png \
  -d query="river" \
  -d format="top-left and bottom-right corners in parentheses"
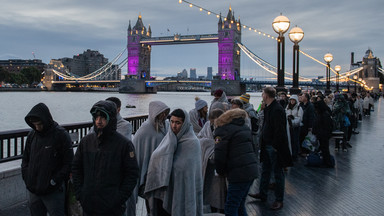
top-left (0, 91), bottom-right (263, 131)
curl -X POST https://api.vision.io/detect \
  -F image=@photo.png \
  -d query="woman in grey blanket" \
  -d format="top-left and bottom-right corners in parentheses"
top-left (197, 108), bottom-right (226, 213)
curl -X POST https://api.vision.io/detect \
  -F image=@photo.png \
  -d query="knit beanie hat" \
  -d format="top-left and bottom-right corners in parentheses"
top-left (195, 99), bottom-right (208, 111)
top-left (239, 93), bottom-right (250, 104)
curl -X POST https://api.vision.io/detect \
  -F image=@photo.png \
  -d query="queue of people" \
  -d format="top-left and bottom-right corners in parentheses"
top-left (20, 88), bottom-right (378, 216)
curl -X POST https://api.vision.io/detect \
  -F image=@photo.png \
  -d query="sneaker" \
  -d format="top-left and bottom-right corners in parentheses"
top-left (335, 147), bottom-right (339, 152)
top-left (343, 148), bottom-right (348, 152)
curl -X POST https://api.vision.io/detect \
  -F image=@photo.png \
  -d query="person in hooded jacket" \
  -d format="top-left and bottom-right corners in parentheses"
top-left (22, 103), bottom-right (74, 216)
top-left (72, 100), bottom-right (139, 216)
top-left (285, 95), bottom-right (303, 161)
top-left (189, 97), bottom-right (208, 135)
top-left (214, 108), bottom-right (258, 216)
top-left (133, 101), bottom-right (170, 214)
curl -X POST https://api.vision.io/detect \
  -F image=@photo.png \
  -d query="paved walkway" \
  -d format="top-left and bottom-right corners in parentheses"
top-left (2, 98), bottom-right (384, 216)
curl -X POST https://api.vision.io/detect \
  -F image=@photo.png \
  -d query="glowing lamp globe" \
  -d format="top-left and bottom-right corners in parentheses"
top-left (335, 65), bottom-right (341, 72)
top-left (289, 26), bottom-right (304, 43)
top-left (324, 53), bottom-right (333, 63)
top-left (272, 15), bottom-right (290, 34)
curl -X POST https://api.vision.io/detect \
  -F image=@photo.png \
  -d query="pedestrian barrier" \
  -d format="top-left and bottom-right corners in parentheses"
top-left (0, 114), bottom-right (148, 163)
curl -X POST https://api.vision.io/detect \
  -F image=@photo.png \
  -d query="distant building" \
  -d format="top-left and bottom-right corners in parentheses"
top-left (59, 49), bottom-right (108, 77)
top-left (190, 68), bottom-right (197, 79)
top-left (58, 49), bottom-right (121, 80)
top-left (350, 49), bottom-right (382, 93)
top-left (207, 67), bottom-right (213, 80)
top-left (177, 69), bottom-right (188, 79)
top-left (0, 59), bottom-right (45, 74)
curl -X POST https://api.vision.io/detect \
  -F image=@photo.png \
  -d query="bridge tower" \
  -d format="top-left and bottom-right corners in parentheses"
top-left (127, 15), bottom-right (152, 80)
top-left (217, 7), bottom-right (241, 80)
top-left (360, 49), bottom-right (382, 92)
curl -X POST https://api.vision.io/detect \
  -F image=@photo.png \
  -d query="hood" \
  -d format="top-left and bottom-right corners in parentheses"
top-left (90, 100), bottom-right (117, 136)
top-left (175, 109), bottom-right (193, 141)
top-left (25, 103), bottom-right (54, 133)
top-left (215, 108), bottom-right (247, 127)
top-left (148, 101), bottom-right (170, 123)
top-left (289, 95), bottom-right (299, 104)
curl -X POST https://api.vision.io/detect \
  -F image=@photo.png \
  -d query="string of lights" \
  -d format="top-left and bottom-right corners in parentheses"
top-left (178, 0), bottom-right (277, 41)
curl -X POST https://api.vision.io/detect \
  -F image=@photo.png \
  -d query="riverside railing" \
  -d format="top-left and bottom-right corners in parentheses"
top-left (0, 114), bottom-right (148, 163)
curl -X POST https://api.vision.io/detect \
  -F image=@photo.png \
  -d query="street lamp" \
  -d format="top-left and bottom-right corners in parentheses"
top-left (289, 26), bottom-right (304, 95)
top-left (353, 75), bottom-right (358, 93)
top-left (346, 72), bottom-right (350, 92)
top-left (324, 53), bottom-right (333, 94)
top-left (334, 65), bottom-right (341, 91)
top-left (272, 14), bottom-right (290, 93)
top-left (358, 78), bottom-right (363, 92)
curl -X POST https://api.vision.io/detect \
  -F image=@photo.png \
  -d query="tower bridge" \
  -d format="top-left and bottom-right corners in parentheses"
top-left (42, 7), bottom-right (381, 94)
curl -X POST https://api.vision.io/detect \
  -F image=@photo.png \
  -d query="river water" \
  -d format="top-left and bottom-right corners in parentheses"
top-left (0, 91), bottom-right (262, 131)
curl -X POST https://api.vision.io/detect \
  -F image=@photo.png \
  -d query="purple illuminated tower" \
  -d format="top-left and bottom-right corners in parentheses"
top-left (127, 15), bottom-right (151, 79)
top-left (218, 7), bottom-right (241, 80)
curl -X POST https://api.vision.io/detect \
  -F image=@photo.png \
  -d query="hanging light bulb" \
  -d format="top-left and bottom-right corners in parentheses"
top-left (179, 0), bottom-right (182, 3)
top-left (189, 3), bottom-right (193, 7)
top-left (200, 8), bottom-right (202, 11)
top-left (207, 11), bottom-right (211, 15)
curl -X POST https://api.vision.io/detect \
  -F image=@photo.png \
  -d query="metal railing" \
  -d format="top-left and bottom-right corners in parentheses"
top-left (0, 114), bottom-right (148, 163)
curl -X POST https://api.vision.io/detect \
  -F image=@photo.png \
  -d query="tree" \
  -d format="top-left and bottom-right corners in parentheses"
top-left (0, 66), bottom-right (10, 82)
top-left (20, 67), bottom-right (42, 85)
top-left (9, 73), bottom-right (27, 85)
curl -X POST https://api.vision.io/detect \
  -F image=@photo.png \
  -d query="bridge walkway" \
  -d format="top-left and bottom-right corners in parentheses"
top-left (1, 98), bottom-right (384, 216)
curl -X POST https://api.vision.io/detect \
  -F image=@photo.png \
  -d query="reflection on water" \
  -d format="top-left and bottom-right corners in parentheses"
top-left (0, 91), bottom-right (262, 131)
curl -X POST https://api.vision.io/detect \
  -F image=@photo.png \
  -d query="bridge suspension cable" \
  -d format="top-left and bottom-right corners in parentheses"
top-left (51, 48), bottom-right (126, 81)
top-left (237, 42), bottom-right (312, 81)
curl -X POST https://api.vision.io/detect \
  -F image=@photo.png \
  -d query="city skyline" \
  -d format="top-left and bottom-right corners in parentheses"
top-left (0, 0), bottom-right (383, 80)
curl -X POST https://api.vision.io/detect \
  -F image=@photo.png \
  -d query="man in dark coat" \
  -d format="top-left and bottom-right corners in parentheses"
top-left (214, 108), bottom-right (258, 215)
top-left (22, 103), bottom-right (74, 216)
top-left (72, 100), bottom-right (139, 216)
top-left (249, 87), bottom-right (293, 210)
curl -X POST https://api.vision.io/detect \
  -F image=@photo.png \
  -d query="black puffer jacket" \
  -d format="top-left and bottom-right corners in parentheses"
top-left (72, 100), bottom-right (139, 215)
top-left (21, 103), bottom-right (74, 195)
top-left (213, 108), bottom-right (258, 183)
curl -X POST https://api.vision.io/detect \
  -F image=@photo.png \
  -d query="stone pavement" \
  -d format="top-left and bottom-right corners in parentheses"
top-left (1, 98), bottom-right (384, 216)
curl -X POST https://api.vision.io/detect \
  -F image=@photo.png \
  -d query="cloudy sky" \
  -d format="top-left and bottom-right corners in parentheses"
top-left (1, 0), bottom-right (383, 79)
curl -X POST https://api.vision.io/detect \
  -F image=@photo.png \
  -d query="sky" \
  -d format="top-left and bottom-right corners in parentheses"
top-left (1, 0), bottom-right (383, 80)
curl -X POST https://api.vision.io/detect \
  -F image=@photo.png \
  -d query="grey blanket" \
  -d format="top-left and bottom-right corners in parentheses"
top-left (145, 109), bottom-right (203, 216)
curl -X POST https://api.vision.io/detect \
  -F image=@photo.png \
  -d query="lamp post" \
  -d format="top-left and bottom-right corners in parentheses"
top-left (324, 53), bottom-right (333, 94)
top-left (288, 26), bottom-right (304, 95)
top-left (358, 78), bottom-right (362, 92)
top-left (345, 72), bottom-right (350, 92)
top-left (353, 75), bottom-right (358, 93)
top-left (335, 65), bottom-right (341, 91)
top-left (272, 14), bottom-right (290, 93)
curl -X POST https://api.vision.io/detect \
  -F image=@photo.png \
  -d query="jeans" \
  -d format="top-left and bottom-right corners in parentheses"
top-left (29, 184), bottom-right (65, 216)
top-left (225, 181), bottom-right (253, 216)
top-left (290, 126), bottom-right (300, 159)
top-left (259, 145), bottom-right (285, 202)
